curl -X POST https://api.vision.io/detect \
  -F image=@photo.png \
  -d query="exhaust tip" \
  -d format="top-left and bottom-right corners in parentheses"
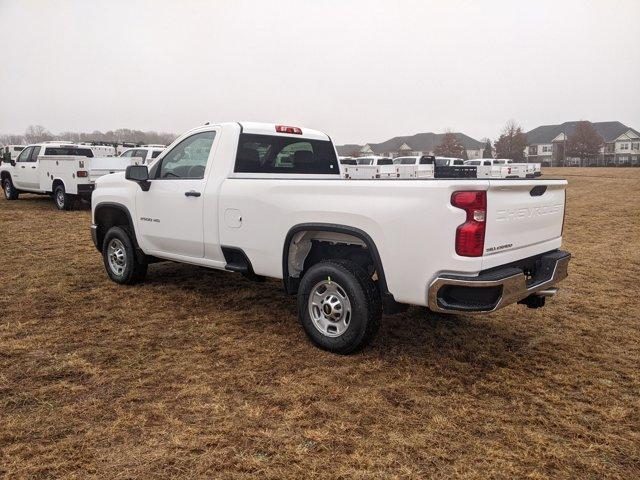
top-left (535, 287), bottom-right (558, 298)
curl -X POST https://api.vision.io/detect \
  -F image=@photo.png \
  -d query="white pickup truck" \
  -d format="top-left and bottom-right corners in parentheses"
top-left (90, 122), bottom-right (571, 354)
top-left (119, 146), bottom-right (165, 164)
top-left (466, 159), bottom-right (542, 178)
top-left (1, 142), bottom-right (134, 210)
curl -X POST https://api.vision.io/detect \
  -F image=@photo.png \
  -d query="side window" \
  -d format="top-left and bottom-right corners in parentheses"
top-left (484, 161), bottom-right (491, 166)
top-left (17, 147), bottom-right (33, 162)
top-left (155, 131), bottom-right (215, 179)
top-left (121, 149), bottom-right (134, 158)
top-left (133, 149), bottom-right (147, 160)
top-left (151, 150), bottom-right (162, 159)
top-left (30, 146), bottom-right (41, 161)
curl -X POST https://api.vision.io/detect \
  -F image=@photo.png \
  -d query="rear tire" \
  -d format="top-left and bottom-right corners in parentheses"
top-left (297, 259), bottom-right (381, 354)
top-left (53, 184), bottom-right (76, 211)
top-left (102, 226), bottom-right (148, 285)
top-left (3, 177), bottom-right (19, 200)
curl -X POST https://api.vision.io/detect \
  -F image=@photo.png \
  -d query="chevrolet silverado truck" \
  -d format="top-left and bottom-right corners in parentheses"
top-left (90, 122), bottom-right (571, 354)
top-left (1, 142), bottom-right (134, 210)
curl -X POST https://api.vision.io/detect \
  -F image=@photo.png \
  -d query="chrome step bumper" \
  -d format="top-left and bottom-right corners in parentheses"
top-left (428, 250), bottom-right (571, 314)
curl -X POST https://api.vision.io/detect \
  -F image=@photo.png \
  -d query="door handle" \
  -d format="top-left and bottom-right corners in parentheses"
top-left (31, 166), bottom-right (36, 169)
top-left (21, 165), bottom-right (25, 168)
top-left (185, 190), bottom-right (201, 197)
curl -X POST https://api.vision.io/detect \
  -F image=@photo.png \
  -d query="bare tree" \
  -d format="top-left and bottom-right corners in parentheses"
top-left (482, 138), bottom-right (493, 158)
top-left (24, 125), bottom-right (53, 143)
top-left (494, 120), bottom-right (527, 161)
top-left (566, 121), bottom-right (603, 164)
top-left (434, 131), bottom-right (465, 158)
top-left (0, 133), bottom-right (26, 145)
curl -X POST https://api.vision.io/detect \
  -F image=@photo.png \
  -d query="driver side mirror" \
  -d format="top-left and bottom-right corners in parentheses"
top-left (125, 165), bottom-right (151, 191)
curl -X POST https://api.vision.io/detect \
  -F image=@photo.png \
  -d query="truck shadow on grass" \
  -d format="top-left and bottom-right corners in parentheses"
top-left (6, 194), bottom-right (91, 210)
top-left (142, 261), bottom-right (533, 371)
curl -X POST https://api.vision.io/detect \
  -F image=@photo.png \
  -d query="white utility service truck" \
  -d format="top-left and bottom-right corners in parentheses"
top-left (90, 122), bottom-right (571, 354)
top-left (1, 142), bottom-right (135, 210)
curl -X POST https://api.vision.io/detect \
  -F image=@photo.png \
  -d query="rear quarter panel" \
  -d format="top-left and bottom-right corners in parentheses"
top-left (218, 178), bottom-right (489, 306)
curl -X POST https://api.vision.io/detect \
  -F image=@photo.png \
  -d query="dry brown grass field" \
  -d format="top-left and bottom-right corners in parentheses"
top-left (1, 168), bottom-right (639, 479)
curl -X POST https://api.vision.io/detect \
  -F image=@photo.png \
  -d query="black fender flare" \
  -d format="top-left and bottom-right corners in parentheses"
top-left (93, 202), bottom-right (141, 252)
top-left (282, 223), bottom-right (391, 299)
top-left (51, 178), bottom-right (67, 192)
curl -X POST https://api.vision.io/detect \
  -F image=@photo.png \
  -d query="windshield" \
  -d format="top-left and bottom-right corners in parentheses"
top-left (356, 158), bottom-right (374, 165)
top-left (393, 157), bottom-right (416, 165)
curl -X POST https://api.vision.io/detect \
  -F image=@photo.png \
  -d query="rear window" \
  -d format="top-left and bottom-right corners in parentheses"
top-left (151, 150), bottom-right (162, 158)
top-left (44, 147), bottom-right (94, 157)
top-left (235, 134), bottom-right (338, 174)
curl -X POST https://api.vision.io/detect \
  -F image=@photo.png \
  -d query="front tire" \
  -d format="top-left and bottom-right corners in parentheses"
top-left (102, 226), bottom-right (148, 285)
top-left (53, 184), bottom-right (76, 211)
top-left (297, 259), bottom-right (381, 354)
top-left (3, 177), bottom-right (19, 200)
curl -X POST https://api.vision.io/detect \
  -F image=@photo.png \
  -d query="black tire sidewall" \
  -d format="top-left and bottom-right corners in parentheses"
top-left (4, 178), bottom-right (16, 199)
top-left (54, 185), bottom-right (67, 210)
top-left (298, 261), bottom-right (374, 354)
top-left (102, 227), bottom-right (138, 284)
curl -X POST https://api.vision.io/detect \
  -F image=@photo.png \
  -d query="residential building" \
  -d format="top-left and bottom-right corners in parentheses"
top-left (337, 132), bottom-right (485, 160)
top-left (524, 121), bottom-right (640, 166)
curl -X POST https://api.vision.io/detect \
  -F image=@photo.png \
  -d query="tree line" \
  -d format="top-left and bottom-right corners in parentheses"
top-left (0, 125), bottom-right (177, 146)
top-left (433, 120), bottom-right (604, 161)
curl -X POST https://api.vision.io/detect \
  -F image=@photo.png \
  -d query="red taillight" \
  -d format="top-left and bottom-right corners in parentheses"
top-left (451, 190), bottom-right (487, 257)
top-left (76, 170), bottom-right (88, 178)
top-left (275, 125), bottom-right (302, 134)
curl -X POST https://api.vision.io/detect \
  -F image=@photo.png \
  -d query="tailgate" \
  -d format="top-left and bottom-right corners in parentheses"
top-left (484, 179), bottom-right (566, 257)
top-left (89, 157), bottom-right (134, 182)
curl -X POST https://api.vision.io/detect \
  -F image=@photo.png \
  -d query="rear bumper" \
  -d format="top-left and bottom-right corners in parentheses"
top-left (428, 250), bottom-right (570, 314)
top-left (77, 183), bottom-right (95, 196)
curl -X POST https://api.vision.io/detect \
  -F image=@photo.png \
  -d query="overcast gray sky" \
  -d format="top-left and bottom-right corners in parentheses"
top-left (1, 0), bottom-right (639, 144)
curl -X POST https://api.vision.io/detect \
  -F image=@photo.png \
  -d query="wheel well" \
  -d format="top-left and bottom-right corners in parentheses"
top-left (94, 204), bottom-right (135, 250)
top-left (1, 171), bottom-right (9, 182)
top-left (283, 225), bottom-right (389, 298)
top-left (52, 178), bottom-right (64, 190)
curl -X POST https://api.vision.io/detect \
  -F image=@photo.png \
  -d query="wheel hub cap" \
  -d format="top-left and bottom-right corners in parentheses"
top-left (308, 279), bottom-right (352, 338)
top-left (107, 239), bottom-right (126, 276)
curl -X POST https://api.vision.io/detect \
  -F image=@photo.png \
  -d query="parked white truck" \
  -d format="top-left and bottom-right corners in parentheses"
top-left (90, 122), bottom-right (571, 354)
top-left (119, 146), bottom-right (165, 164)
top-left (1, 142), bottom-right (134, 210)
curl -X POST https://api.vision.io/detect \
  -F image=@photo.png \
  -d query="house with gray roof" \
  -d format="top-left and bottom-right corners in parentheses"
top-left (524, 121), bottom-right (640, 166)
top-left (337, 132), bottom-right (485, 160)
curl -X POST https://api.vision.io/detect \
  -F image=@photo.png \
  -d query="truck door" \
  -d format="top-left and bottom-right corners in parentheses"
top-left (12, 146), bottom-right (33, 189)
top-left (22, 146), bottom-right (41, 190)
top-left (135, 130), bottom-right (218, 258)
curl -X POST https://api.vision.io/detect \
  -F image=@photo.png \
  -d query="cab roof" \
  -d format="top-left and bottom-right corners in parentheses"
top-left (237, 122), bottom-right (330, 141)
